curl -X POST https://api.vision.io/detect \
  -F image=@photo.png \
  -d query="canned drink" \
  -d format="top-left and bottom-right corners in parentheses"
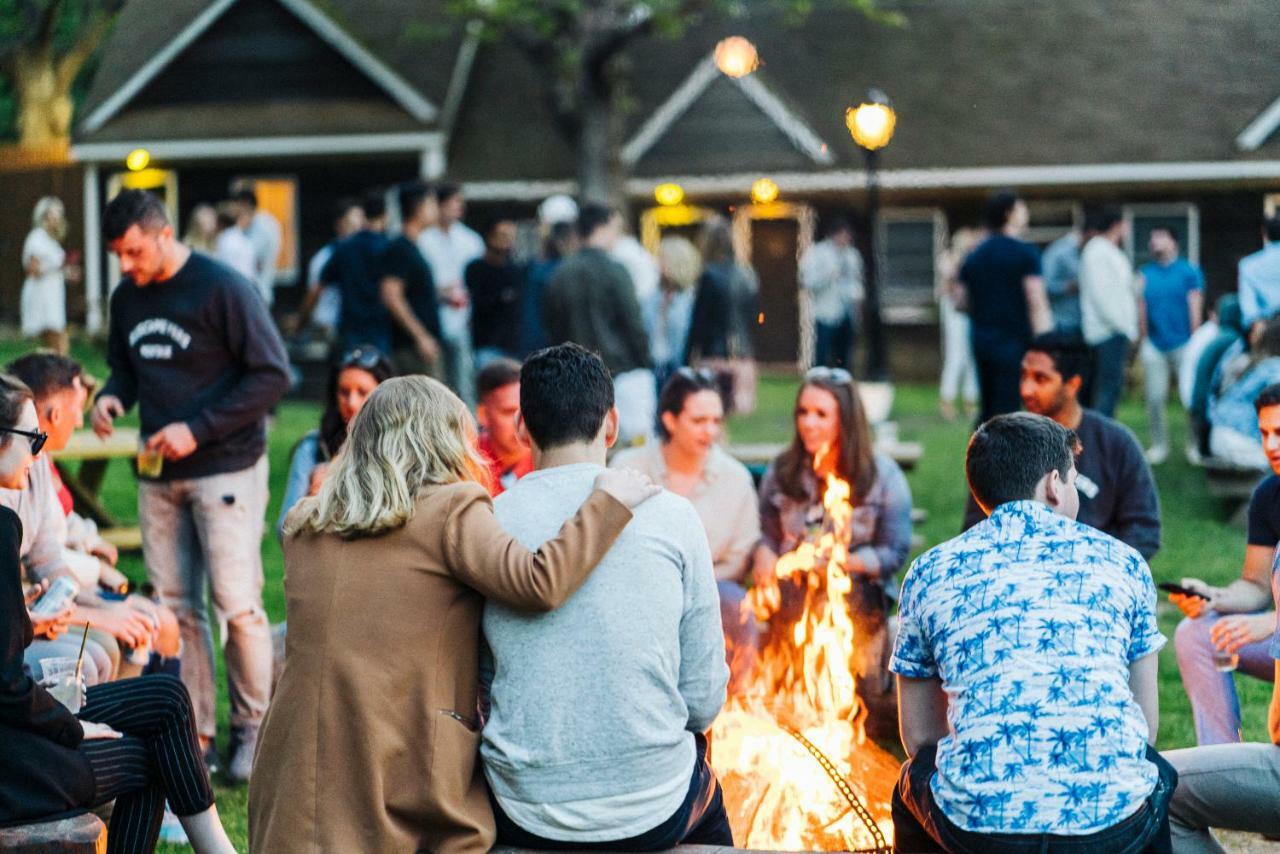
top-left (32, 576), bottom-right (80, 617)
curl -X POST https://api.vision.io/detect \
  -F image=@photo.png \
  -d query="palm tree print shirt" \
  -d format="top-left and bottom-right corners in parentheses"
top-left (890, 500), bottom-right (1164, 835)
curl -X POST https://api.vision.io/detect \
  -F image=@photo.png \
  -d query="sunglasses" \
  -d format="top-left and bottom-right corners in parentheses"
top-left (674, 367), bottom-right (718, 384)
top-left (805, 366), bottom-right (854, 385)
top-left (339, 346), bottom-right (387, 371)
top-left (1, 427), bottom-right (47, 456)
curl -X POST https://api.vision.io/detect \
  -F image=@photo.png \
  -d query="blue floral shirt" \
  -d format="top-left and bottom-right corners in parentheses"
top-left (890, 501), bottom-right (1165, 835)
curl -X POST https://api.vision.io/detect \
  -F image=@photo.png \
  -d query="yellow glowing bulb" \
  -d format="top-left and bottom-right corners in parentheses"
top-left (751, 178), bottom-right (779, 204)
top-left (654, 182), bottom-right (685, 206)
top-left (845, 101), bottom-right (896, 151)
top-left (125, 148), bottom-right (151, 172)
top-left (714, 36), bottom-right (759, 78)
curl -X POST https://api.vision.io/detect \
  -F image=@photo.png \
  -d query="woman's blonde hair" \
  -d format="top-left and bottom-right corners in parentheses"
top-left (33, 196), bottom-right (65, 239)
top-left (658, 235), bottom-right (702, 291)
top-left (285, 375), bottom-right (491, 539)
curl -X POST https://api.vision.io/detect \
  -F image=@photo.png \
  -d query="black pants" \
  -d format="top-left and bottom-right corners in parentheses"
top-left (892, 744), bottom-right (1177, 854)
top-left (78, 675), bottom-right (214, 854)
top-left (490, 733), bottom-right (734, 851)
top-left (815, 317), bottom-right (857, 371)
top-left (972, 341), bottom-right (1025, 425)
top-left (1089, 334), bottom-right (1131, 418)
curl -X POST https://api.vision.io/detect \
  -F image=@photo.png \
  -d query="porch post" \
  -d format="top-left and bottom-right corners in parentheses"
top-left (82, 162), bottom-right (103, 334)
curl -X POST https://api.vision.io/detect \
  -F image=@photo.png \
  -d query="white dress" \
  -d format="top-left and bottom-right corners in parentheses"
top-left (20, 227), bottom-right (66, 337)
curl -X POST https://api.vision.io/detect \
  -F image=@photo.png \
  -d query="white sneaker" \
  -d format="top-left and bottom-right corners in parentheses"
top-left (1145, 444), bottom-right (1169, 465)
top-left (158, 806), bottom-right (189, 845)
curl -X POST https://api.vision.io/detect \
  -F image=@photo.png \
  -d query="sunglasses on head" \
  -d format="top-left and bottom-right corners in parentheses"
top-left (674, 366), bottom-right (718, 384)
top-left (804, 366), bottom-right (854, 385)
top-left (1, 427), bottom-right (47, 456)
top-left (339, 346), bottom-right (386, 371)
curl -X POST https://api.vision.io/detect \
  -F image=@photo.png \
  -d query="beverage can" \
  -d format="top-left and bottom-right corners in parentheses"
top-left (32, 576), bottom-right (80, 617)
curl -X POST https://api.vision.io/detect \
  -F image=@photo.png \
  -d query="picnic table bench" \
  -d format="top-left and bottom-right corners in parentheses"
top-left (50, 428), bottom-right (141, 549)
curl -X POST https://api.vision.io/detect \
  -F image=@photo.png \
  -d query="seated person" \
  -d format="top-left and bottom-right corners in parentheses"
top-left (1185, 295), bottom-right (1244, 458)
top-left (755, 367), bottom-right (912, 738)
top-left (1207, 316), bottom-right (1280, 469)
top-left (0, 374), bottom-right (236, 854)
top-left (892, 412), bottom-right (1175, 852)
top-left (962, 332), bottom-right (1161, 560)
top-left (1163, 545), bottom-right (1280, 850)
top-left (613, 368), bottom-right (761, 686)
top-left (481, 344), bottom-right (732, 850)
top-left (278, 346), bottom-right (394, 536)
top-left (1170, 382), bottom-right (1280, 745)
top-left (0, 368), bottom-right (170, 681)
top-left (475, 357), bottom-right (533, 496)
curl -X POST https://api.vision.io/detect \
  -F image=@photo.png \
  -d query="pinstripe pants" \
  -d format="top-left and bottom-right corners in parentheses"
top-left (78, 675), bottom-right (215, 854)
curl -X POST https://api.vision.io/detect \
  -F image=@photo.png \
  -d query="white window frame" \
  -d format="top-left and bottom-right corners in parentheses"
top-left (1123, 202), bottom-right (1200, 266)
top-left (1025, 200), bottom-right (1083, 247)
top-left (876, 207), bottom-right (947, 325)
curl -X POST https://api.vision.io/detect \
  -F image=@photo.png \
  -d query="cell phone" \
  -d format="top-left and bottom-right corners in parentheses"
top-left (1158, 582), bottom-right (1208, 600)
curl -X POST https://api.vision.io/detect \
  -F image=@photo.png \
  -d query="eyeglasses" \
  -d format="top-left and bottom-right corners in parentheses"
top-left (339, 346), bottom-right (387, 371)
top-left (1, 427), bottom-right (47, 456)
top-left (804, 366), bottom-right (854, 385)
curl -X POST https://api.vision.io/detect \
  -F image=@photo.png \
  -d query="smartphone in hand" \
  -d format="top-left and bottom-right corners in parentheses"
top-left (1158, 582), bottom-right (1208, 600)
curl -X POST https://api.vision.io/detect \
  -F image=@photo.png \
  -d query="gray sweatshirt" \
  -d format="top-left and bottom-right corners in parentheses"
top-left (480, 462), bottom-right (727, 824)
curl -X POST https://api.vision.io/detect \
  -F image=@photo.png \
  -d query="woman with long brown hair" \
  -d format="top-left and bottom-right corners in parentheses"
top-left (250, 375), bottom-right (658, 853)
top-left (754, 368), bottom-right (912, 737)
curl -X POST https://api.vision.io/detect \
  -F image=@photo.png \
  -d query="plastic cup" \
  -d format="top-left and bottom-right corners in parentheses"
top-left (137, 441), bottom-right (163, 478)
top-left (1213, 649), bottom-right (1240, 672)
top-left (38, 656), bottom-right (76, 683)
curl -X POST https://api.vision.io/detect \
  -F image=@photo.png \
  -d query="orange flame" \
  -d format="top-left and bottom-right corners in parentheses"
top-left (711, 451), bottom-right (897, 850)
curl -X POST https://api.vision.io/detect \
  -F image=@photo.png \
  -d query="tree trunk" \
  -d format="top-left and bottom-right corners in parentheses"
top-left (12, 47), bottom-right (75, 147)
top-left (575, 65), bottom-right (625, 207)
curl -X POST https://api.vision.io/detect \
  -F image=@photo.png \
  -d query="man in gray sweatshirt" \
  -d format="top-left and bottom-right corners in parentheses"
top-left (480, 343), bottom-right (731, 850)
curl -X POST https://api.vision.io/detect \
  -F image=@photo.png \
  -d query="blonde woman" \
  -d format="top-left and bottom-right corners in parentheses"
top-left (646, 234), bottom-right (702, 389)
top-left (22, 196), bottom-right (78, 353)
top-left (249, 375), bottom-right (657, 853)
top-left (937, 227), bottom-right (983, 421)
top-left (182, 203), bottom-right (218, 254)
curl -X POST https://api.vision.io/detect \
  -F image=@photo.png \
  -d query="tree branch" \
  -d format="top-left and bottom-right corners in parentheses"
top-left (55, 6), bottom-right (117, 90)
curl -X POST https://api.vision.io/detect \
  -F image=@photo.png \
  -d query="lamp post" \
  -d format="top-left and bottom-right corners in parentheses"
top-left (845, 89), bottom-right (896, 380)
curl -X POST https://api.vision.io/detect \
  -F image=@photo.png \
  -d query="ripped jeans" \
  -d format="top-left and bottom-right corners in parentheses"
top-left (139, 456), bottom-right (271, 740)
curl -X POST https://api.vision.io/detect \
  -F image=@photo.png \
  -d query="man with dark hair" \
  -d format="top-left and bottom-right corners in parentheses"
top-left (544, 204), bottom-right (655, 445)
top-left (299, 197), bottom-right (364, 337)
top-left (480, 343), bottom-right (730, 850)
top-left (799, 215), bottom-right (864, 370)
top-left (1080, 205), bottom-right (1138, 417)
top-left (92, 188), bottom-right (291, 781)
top-left (1238, 214), bottom-right (1280, 326)
top-left (475, 357), bottom-right (531, 496)
top-left (232, 186), bottom-right (281, 307)
top-left (418, 182), bottom-right (484, 405)
top-left (379, 181), bottom-right (442, 376)
top-left (467, 217), bottom-right (524, 368)
top-left (1138, 225), bottom-right (1204, 463)
top-left (322, 188), bottom-right (391, 353)
top-left (893, 411), bottom-right (1174, 852)
top-left (961, 331), bottom-right (1161, 559)
top-left (958, 189), bottom-right (1052, 422)
top-left (1170, 382), bottom-right (1280, 745)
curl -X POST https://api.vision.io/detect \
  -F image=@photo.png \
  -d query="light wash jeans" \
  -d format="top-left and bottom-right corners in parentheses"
top-left (1142, 339), bottom-right (1184, 452)
top-left (614, 368), bottom-right (657, 447)
top-left (139, 456), bottom-right (271, 739)
top-left (1174, 613), bottom-right (1275, 745)
top-left (440, 304), bottom-right (476, 408)
top-left (1165, 742), bottom-right (1280, 853)
top-left (938, 298), bottom-right (978, 406)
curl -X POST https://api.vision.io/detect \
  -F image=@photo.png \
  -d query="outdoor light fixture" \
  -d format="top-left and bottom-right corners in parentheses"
top-left (751, 178), bottom-right (779, 204)
top-left (654, 182), bottom-right (685, 206)
top-left (714, 36), bottom-right (759, 78)
top-left (845, 90), bottom-right (896, 151)
top-left (125, 148), bottom-right (151, 171)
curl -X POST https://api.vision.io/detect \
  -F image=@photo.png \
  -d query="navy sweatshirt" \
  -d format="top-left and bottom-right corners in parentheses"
top-left (962, 409), bottom-right (1162, 560)
top-left (101, 252), bottom-right (291, 481)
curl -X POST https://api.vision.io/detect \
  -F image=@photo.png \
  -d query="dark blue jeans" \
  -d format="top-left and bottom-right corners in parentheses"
top-left (815, 316), bottom-right (857, 371)
top-left (490, 733), bottom-right (734, 851)
top-left (1089, 334), bottom-right (1131, 418)
top-left (892, 743), bottom-right (1176, 853)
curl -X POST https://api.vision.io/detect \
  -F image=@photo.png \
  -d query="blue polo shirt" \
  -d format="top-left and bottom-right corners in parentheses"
top-left (1140, 258), bottom-right (1204, 352)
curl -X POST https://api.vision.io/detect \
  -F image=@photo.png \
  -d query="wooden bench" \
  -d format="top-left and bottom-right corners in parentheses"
top-left (0, 813), bottom-right (106, 853)
top-left (1200, 458), bottom-right (1265, 527)
top-left (51, 428), bottom-right (142, 551)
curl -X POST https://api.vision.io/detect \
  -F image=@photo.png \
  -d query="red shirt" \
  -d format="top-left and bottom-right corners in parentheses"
top-left (477, 433), bottom-right (533, 496)
top-left (47, 457), bottom-right (74, 517)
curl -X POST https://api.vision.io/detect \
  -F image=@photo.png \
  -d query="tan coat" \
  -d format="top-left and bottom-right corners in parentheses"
top-left (248, 481), bottom-right (632, 853)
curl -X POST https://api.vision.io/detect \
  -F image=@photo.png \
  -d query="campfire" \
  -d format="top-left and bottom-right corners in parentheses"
top-left (711, 461), bottom-right (899, 852)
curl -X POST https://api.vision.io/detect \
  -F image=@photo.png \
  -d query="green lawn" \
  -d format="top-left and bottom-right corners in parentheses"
top-left (13, 339), bottom-right (1267, 851)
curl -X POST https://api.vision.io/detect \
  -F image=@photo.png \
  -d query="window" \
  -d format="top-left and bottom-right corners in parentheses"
top-left (1025, 200), bottom-right (1081, 249)
top-left (878, 209), bottom-right (945, 323)
top-left (1124, 203), bottom-right (1199, 268)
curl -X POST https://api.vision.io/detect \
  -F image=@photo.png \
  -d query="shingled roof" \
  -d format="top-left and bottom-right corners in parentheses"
top-left (76, 0), bottom-right (1280, 181)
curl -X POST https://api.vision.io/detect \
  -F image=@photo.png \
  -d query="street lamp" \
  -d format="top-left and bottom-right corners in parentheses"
top-left (714, 36), bottom-right (759, 78)
top-left (845, 89), bottom-right (896, 380)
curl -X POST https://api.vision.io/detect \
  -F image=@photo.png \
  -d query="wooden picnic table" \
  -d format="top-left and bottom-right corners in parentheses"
top-left (728, 438), bottom-right (923, 472)
top-left (50, 427), bottom-right (139, 531)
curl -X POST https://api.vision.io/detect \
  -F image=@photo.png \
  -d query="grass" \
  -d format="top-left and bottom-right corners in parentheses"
top-left (15, 338), bottom-right (1267, 851)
